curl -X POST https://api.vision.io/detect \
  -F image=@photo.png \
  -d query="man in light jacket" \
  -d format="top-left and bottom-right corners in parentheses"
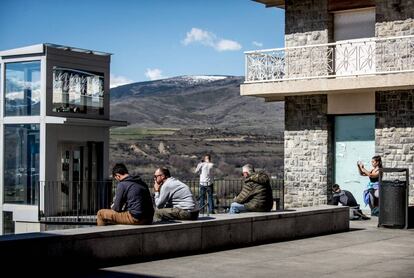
top-left (153, 167), bottom-right (198, 221)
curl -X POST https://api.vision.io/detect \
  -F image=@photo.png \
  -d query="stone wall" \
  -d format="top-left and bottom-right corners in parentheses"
top-left (284, 0), bottom-right (332, 79)
top-left (375, 0), bottom-right (414, 204)
top-left (376, 0), bottom-right (414, 30)
top-left (284, 95), bottom-right (331, 208)
top-left (376, 90), bottom-right (414, 204)
top-left (285, 0), bottom-right (331, 47)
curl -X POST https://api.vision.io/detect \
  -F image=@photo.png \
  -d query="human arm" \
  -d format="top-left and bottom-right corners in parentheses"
top-left (234, 183), bottom-right (254, 204)
top-left (328, 195), bottom-right (339, 206)
top-left (112, 183), bottom-right (125, 212)
top-left (194, 162), bottom-right (203, 174)
top-left (154, 182), bottom-right (171, 209)
top-left (357, 161), bottom-right (368, 176)
top-left (358, 162), bottom-right (380, 178)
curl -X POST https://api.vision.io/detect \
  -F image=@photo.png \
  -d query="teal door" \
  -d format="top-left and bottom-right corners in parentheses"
top-left (334, 115), bottom-right (375, 209)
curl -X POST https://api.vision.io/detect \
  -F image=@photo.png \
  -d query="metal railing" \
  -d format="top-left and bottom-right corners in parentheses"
top-left (39, 178), bottom-right (284, 223)
top-left (39, 180), bottom-right (113, 223)
top-left (245, 35), bottom-right (414, 83)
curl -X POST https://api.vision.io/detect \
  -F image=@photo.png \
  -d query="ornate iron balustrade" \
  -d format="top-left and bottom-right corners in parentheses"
top-left (245, 35), bottom-right (414, 83)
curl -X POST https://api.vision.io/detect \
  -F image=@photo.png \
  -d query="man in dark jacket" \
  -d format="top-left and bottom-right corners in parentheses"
top-left (97, 163), bottom-right (154, 226)
top-left (229, 164), bottom-right (273, 213)
top-left (329, 184), bottom-right (370, 220)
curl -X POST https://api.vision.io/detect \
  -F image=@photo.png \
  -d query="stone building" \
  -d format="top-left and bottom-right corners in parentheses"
top-left (241, 0), bottom-right (414, 208)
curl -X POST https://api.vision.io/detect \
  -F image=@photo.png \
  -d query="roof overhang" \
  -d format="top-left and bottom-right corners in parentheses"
top-left (45, 116), bottom-right (128, 127)
top-left (0, 44), bottom-right (45, 58)
top-left (253, 0), bottom-right (285, 9)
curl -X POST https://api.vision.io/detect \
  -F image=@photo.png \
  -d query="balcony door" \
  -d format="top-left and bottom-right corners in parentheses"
top-left (334, 115), bottom-right (375, 209)
top-left (333, 8), bottom-right (376, 75)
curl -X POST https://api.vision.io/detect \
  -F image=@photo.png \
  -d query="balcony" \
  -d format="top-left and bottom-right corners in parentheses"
top-left (241, 35), bottom-right (414, 100)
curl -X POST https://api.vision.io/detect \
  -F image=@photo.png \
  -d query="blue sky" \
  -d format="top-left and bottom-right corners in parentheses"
top-left (0, 0), bottom-right (285, 86)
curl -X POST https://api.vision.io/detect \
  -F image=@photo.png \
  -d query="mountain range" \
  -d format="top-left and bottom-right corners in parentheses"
top-left (110, 75), bottom-right (284, 135)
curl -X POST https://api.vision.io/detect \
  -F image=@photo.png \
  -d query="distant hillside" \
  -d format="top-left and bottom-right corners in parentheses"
top-left (110, 75), bottom-right (284, 135)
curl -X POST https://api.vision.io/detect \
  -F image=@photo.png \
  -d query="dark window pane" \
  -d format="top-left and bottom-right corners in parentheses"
top-left (4, 124), bottom-right (40, 204)
top-left (53, 67), bottom-right (104, 115)
top-left (3, 211), bottom-right (15, 235)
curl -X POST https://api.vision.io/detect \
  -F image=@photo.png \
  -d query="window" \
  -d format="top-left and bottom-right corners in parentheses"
top-left (3, 212), bottom-right (15, 235)
top-left (5, 61), bottom-right (41, 116)
top-left (334, 8), bottom-right (375, 41)
top-left (4, 124), bottom-right (40, 205)
top-left (52, 67), bottom-right (104, 115)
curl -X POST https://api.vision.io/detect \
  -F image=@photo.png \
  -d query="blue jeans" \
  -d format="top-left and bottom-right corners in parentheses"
top-left (199, 185), bottom-right (214, 213)
top-left (229, 202), bottom-right (247, 214)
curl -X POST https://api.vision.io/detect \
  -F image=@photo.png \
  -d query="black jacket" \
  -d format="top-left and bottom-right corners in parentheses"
top-left (330, 190), bottom-right (359, 207)
top-left (112, 175), bottom-right (154, 220)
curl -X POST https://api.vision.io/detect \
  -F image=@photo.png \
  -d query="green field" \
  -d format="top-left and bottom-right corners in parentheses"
top-left (110, 127), bottom-right (179, 140)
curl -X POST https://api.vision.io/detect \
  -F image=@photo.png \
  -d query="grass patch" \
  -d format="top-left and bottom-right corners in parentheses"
top-left (110, 127), bottom-right (179, 140)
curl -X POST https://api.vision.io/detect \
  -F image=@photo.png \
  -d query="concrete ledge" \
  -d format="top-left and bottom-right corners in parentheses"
top-left (0, 205), bottom-right (348, 271)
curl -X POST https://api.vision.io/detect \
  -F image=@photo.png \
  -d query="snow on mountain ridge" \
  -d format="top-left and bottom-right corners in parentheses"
top-left (173, 75), bottom-right (228, 85)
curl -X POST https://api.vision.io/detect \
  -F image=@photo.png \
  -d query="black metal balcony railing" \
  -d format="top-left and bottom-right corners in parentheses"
top-left (39, 179), bottom-right (284, 223)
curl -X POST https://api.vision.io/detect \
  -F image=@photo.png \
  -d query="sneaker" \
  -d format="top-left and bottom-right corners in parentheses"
top-left (371, 207), bottom-right (379, 217)
top-left (361, 215), bottom-right (371, 220)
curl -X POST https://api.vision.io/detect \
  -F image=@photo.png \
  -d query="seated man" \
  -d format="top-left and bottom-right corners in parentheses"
top-left (229, 164), bottom-right (273, 214)
top-left (153, 167), bottom-right (199, 221)
top-left (97, 163), bottom-right (154, 226)
top-left (329, 184), bottom-right (370, 220)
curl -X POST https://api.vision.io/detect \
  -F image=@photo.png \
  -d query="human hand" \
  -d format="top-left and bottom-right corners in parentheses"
top-left (154, 182), bottom-right (161, 192)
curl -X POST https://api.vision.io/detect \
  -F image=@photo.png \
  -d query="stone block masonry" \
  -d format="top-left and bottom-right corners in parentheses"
top-left (284, 95), bottom-right (331, 208)
top-left (376, 90), bottom-right (414, 204)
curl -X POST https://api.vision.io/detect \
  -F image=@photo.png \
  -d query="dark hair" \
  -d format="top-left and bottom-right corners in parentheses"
top-left (331, 184), bottom-right (340, 192)
top-left (158, 167), bottom-right (171, 178)
top-left (205, 154), bottom-right (211, 161)
top-left (112, 163), bottom-right (128, 176)
top-left (372, 155), bottom-right (382, 168)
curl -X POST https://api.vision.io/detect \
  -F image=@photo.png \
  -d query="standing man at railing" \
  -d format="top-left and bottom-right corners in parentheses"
top-left (96, 163), bottom-right (154, 226)
top-left (195, 154), bottom-right (215, 214)
top-left (229, 164), bottom-right (273, 214)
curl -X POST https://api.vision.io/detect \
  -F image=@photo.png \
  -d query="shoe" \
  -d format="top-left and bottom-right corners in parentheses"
top-left (361, 215), bottom-right (371, 220)
top-left (371, 207), bottom-right (379, 217)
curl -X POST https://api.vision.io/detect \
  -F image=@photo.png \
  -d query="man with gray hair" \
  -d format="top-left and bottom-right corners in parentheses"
top-left (229, 164), bottom-right (273, 214)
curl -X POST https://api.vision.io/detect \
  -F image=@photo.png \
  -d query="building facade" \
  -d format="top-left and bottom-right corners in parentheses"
top-left (0, 44), bottom-right (126, 234)
top-left (242, 0), bottom-right (414, 208)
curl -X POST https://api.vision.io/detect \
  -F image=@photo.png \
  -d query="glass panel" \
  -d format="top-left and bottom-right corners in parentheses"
top-left (4, 124), bottom-right (40, 204)
top-left (52, 67), bottom-right (104, 115)
top-left (2, 211), bottom-right (15, 235)
top-left (5, 61), bottom-right (41, 116)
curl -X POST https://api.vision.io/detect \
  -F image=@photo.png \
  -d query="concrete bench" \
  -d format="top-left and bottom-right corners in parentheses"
top-left (0, 205), bottom-right (348, 271)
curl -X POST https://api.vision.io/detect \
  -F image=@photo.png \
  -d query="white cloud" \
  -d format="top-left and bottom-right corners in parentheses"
top-left (182, 28), bottom-right (215, 46)
top-left (215, 39), bottom-right (242, 51)
top-left (182, 27), bottom-right (242, 52)
top-left (145, 68), bottom-right (164, 80)
top-left (252, 41), bottom-right (263, 47)
top-left (110, 74), bottom-right (133, 88)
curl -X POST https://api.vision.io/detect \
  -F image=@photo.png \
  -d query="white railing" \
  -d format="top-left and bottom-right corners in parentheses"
top-left (245, 35), bottom-right (414, 83)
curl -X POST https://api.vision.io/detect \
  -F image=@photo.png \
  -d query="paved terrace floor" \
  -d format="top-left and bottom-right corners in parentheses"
top-left (83, 217), bottom-right (414, 278)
